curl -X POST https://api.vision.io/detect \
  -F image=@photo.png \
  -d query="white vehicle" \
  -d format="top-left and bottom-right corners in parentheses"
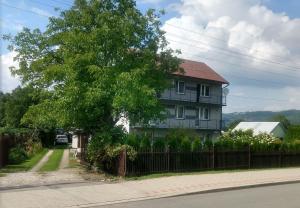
top-left (55, 134), bottom-right (68, 145)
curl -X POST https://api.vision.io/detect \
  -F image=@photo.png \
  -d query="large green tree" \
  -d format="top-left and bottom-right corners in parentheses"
top-left (0, 87), bottom-right (42, 128)
top-left (5, 0), bottom-right (180, 134)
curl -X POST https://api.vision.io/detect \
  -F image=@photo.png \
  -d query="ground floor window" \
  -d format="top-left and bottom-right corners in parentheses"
top-left (199, 107), bottom-right (210, 120)
top-left (176, 105), bottom-right (185, 119)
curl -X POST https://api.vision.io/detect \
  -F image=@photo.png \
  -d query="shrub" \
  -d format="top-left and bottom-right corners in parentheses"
top-left (8, 145), bottom-right (28, 164)
top-left (139, 136), bottom-right (151, 150)
top-left (125, 133), bottom-right (140, 149)
top-left (153, 138), bottom-right (166, 150)
top-left (191, 138), bottom-right (202, 152)
top-left (166, 128), bottom-right (197, 151)
top-left (203, 139), bottom-right (213, 150)
top-left (181, 136), bottom-right (191, 152)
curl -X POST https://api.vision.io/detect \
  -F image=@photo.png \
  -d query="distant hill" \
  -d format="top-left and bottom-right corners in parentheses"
top-left (223, 110), bottom-right (300, 127)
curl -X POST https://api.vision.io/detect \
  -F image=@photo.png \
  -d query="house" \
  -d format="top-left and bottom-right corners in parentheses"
top-left (128, 59), bottom-right (229, 141)
top-left (233, 122), bottom-right (286, 139)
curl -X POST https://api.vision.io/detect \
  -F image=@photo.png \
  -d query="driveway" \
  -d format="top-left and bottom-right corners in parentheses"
top-left (0, 149), bottom-right (84, 189)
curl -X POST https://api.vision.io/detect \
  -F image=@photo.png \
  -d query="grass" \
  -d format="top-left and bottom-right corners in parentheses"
top-left (0, 173), bottom-right (6, 177)
top-left (0, 149), bottom-right (48, 173)
top-left (39, 148), bottom-right (64, 172)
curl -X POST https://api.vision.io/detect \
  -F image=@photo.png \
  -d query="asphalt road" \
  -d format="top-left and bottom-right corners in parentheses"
top-left (98, 182), bottom-right (300, 208)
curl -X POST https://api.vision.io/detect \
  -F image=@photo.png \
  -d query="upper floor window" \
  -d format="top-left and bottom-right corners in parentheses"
top-left (200, 84), bottom-right (210, 97)
top-left (199, 107), bottom-right (210, 120)
top-left (176, 81), bottom-right (185, 94)
top-left (176, 105), bottom-right (185, 119)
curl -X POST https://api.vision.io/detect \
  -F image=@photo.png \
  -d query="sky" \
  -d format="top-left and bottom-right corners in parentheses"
top-left (1, 0), bottom-right (300, 113)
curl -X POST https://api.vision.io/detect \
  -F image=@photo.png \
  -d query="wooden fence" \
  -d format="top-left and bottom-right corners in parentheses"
top-left (117, 147), bottom-right (300, 176)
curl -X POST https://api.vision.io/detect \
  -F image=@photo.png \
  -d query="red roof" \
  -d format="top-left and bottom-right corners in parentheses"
top-left (173, 59), bottom-right (229, 84)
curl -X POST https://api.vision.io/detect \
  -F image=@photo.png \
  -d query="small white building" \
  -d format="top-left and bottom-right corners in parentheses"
top-left (233, 122), bottom-right (286, 139)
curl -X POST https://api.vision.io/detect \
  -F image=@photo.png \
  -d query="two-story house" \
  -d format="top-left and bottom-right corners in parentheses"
top-left (128, 59), bottom-right (229, 141)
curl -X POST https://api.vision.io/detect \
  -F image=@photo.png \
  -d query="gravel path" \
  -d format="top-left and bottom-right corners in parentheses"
top-left (0, 169), bottom-right (85, 188)
top-left (30, 149), bottom-right (53, 172)
top-left (59, 149), bottom-right (69, 170)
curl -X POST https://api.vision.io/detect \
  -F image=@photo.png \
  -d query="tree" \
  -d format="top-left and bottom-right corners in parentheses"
top-left (0, 87), bottom-right (41, 128)
top-left (0, 92), bottom-right (8, 127)
top-left (5, 0), bottom-right (180, 134)
top-left (270, 114), bottom-right (291, 130)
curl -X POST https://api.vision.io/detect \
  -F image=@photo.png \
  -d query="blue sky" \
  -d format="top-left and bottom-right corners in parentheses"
top-left (1, 0), bottom-right (300, 113)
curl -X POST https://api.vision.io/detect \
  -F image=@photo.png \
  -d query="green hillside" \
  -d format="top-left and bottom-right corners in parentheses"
top-left (223, 110), bottom-right (300, 126)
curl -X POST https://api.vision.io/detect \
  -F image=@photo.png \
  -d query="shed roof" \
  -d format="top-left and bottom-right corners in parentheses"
top-left (233, 122), bottom-right (281, 135)
top-left (173, 59), bottom-right (229, 84)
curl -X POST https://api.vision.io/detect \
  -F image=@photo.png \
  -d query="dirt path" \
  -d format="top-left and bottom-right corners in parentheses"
top-left (59, 149), bottom-right (69, 170)
top-left (30, 149), bottom-right (53, 172)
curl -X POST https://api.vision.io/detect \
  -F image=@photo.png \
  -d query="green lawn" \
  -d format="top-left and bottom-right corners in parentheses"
top-left (0, 149), bottom-right (48, 173)
top-left (39, 148), bottom-right (64, 172)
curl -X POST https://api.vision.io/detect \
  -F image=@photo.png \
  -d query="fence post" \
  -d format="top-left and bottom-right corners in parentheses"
top-left (212, 144), bottom-right (215, 170)
top-left (118, 148), bottom-right (127, 177)
top-left (279, 149), bottom-right (282, 168)
top-left (248, 144), bottom-right (251, 169)
top-left (167, 147), bottom-right (170, 172)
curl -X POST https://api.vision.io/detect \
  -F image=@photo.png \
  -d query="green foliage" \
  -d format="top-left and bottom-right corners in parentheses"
top-left (191, 138), bottom-right (202, 152)
top-left (218, 130), bottom-right (282, 151)
top-left (181, 136), bottom-right (191, 152)
top-left (285, 125), bottom-right (300, 141)
top-left (25, 138), bottom-right (43, 157)
top-left (125, 133), bottom-right (140, 149)
top-left (139, 136), bottom-right (151, 150)
top-left (269, 114), bottom-right (291, 130)
top-left (0, 87), bottom-right (42, 128)
top-left (5, 0), bottom-right (180, 133)
top-left (166, 128), bottom-right (198, 151)
top-left (153, 138), bottom-right (166, 150)
top-left (8, 146), bottom-right (28, 164)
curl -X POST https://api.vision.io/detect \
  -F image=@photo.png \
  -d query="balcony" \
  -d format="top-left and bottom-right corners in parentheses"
top-left (158, 88), bottom-right (226, 106)
top-left (133, 119), bottom-right (224, 131)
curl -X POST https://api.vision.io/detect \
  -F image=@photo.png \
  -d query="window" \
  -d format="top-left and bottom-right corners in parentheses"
top-left (176, 81), bottom-right (185, 94)
top-left (176, 105), bottom-right (185, 119)
top-left (199, 107), bottom-right (210, 120)
top-left (200, 84), bottom-right (210, 97)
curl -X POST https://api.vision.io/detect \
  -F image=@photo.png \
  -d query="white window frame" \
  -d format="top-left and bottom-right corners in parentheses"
top-left (200, 84), bottom-right (210, 97)
top-left (176, 105), bottom-right (185, 119)
top-left (199, 107), bottom-right (210, 120)
top-left (176, 81), bottom-right (185, 94)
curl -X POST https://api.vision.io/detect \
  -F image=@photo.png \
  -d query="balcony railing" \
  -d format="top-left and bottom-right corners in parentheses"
top-left (133, 119), bottom-right (224, 130)
top-left (158, 88), bottom-right (226, 106)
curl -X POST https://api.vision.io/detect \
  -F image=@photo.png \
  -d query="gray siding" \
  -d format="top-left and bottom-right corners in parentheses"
top-left (131, 76), bottom-right (226, 140)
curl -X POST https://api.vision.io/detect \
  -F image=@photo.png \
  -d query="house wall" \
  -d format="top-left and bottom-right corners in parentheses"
top-left (129, 76), bottom-right (226, 142)
top-left (160, 77), bottom-right (223, 105)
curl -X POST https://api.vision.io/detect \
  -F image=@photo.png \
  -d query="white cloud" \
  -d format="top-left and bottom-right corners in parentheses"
top-left (0, 52), bottom-right (21, 92)
top-left (163, 0), bottom-right (300, 112)
top-left (31, 7), bottom-right (52, 17)
top-left (139, 0), bottom-right (163, 4)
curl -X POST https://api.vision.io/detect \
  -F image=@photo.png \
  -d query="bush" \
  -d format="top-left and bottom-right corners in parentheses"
top-left (153, 138), bottom-right (166, 150)
top-left (166, 128), bottom-right (197, 151)
top-left (9, 145), bottom-right (28, 164)
top-left (181, 136), bottom-right (191, 152)
top-left (125, 133), bottom-right (139, 149)
top-left (139, 136), bottom-right (151, 150)
top-left (191, 138), bottom-right (202, 152)
top-left (25, 139), bottom-right (43, 157)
